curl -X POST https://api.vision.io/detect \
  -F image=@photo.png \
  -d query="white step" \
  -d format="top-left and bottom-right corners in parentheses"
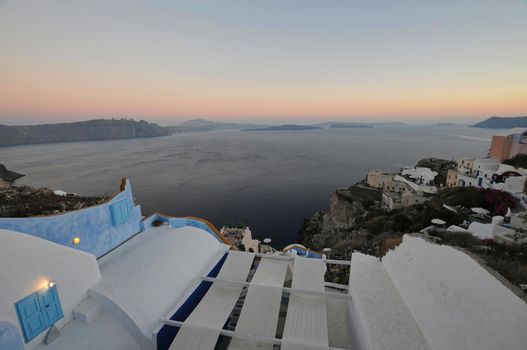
top-left (72, 298), bottom-right (102, 324)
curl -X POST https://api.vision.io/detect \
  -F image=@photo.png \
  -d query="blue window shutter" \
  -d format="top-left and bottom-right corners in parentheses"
top-left (110, 201), bottom-right (122, 225)
top-left (110, 199), bottom-right (132, 226)
top-left (15, 294), bottom-right (46, 343)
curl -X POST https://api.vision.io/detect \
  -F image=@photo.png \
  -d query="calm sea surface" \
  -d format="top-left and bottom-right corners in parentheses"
top-left (0, 126), bottom-right (497, 246)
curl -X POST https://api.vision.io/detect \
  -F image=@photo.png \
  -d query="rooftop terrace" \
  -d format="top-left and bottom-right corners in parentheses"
top-left (1, 208), bottom-right (527, 350)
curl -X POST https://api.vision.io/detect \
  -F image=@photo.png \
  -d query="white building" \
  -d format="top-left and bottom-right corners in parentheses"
top-left (0, 224), bottom-right (229, 350)
top-left (446, 129), bottom-right (526, 195)
top-left (220, 225), bottom-right (260, 252)
top-left (401, 167), bottom-right (438, 186)
top-left (393, 175), bottom-right (437, 194)
top-left (350, 235), bottom-right (527, 350)
top-left (457, 158), bottom-right (475, 175)
top-left (468, 216), bottom-right (516, 241)
top-left (378, 168), bottom-right (436, 210)
top-left (2, 222), bottom-right (527, 350)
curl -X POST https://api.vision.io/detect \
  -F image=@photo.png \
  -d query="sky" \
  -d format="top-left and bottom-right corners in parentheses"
top-left (0, 0), bottom-right (526, 125)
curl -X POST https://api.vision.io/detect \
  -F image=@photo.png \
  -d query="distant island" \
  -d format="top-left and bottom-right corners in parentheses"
top-left (0, 119), bottom-right (170, 147)
top-left (316, 122), bottom-right (372, 128)
top-left (242, 121), bottom-right (407, 131)
top-left (0, 117), bottom-right (412, 147)
top-left (375, 122), bottom-right (407, 126)
top-left (169, 118), bottom-right (264, 133)
top-left (243, 124), bottom-right (323, 131)
top-left (317, 121), bottom-right (406, 128)
top-left (471, 116), bottom-right (527, 129)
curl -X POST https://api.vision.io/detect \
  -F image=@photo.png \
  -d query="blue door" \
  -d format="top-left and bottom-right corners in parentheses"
top-left (478, 177), bottom-right (483, 187)
top-left (15, 294), bottom-right (46, 343)
top-left (15, 286), bottom-right (64, 343)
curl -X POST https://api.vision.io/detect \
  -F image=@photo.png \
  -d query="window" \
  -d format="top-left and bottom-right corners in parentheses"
top-left (110, 199), bottom-right (132, 226)
top-left (15, 285), bottom-right (63, 343)
top-left (521, 135), bottom-right (527, 144)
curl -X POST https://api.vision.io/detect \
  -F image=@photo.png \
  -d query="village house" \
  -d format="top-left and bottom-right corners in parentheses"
top-left (369, 168), bottom-right (438, 210)
top-left (220, 225), bottom-right (260, 252)
top-left (457, 158), bottom-right (475, 174)
top-left (489, 128), bottom-right (527, 161)
top-left (447, 158), bottom-right (500, 189)
top-left (366, 170), bottom-right (397, 190)
top-left (446, 129), bottom-right (527, 196)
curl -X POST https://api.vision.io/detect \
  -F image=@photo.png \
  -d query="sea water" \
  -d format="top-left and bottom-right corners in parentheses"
top-left (0, 125), bottom-right (497, 246)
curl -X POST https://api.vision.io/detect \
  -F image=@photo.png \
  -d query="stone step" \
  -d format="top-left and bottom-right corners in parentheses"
top-left (72, 298), bottom-right (102, 324)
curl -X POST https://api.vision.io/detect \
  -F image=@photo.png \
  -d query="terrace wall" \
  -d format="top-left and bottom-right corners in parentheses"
top-left (0, 180), bottom-right (142, 258)
top-left (382, 235), bottom-right (527, 350)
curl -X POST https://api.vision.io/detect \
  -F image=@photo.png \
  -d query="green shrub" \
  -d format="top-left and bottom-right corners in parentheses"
top-left (502, 154), bottom-right (527, 169)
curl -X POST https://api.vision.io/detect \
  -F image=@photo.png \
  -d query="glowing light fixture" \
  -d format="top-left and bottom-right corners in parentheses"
top-left (48, 280), bottom-right (56, 288)
top-left (72, 237), bottom-right (80, 245)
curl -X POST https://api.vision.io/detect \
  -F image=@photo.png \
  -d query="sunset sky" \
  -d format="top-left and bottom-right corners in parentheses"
top-left (1, 0), bottom-right (526, 124)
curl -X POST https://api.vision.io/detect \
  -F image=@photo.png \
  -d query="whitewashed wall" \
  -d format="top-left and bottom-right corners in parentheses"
top-left (383, 235), bottom-right (527, 350)
top-left (0, 229), bottom-right (101, 349)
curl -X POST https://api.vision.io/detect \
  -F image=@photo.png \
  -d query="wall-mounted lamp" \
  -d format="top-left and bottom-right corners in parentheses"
top-left (48, 280), bottom-right (56, 288)
top-left (72, 237), bottom-right (80, 245)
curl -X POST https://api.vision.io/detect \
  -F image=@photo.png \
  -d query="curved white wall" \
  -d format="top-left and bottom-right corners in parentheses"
top-left (382, 235), bottom-right (527, 350)
top-left (0, 229), bottom-right (101, 349)
top-left (90, 225), bottom-right (227, 343)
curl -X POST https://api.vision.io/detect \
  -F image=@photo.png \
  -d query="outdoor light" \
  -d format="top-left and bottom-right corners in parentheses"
top-left (72, 237), bottom-right (80, 245)
top-left (48, 280), bottom-right (55, 288)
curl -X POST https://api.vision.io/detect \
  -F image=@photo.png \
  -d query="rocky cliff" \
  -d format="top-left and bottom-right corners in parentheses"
top-left (0, 186), bottom-right (108, 217)
top-left (298, 185), bottom-right (382, 255)
top-left (0, 119), bottom-right (171, 147)
top-left (298, 174), bottom-right (526, 288)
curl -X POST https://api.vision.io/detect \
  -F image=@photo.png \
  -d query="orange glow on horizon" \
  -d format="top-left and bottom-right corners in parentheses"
top-left (1, 72), bottom-right (526, 122)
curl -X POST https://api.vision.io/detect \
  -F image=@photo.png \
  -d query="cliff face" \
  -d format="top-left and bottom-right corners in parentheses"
top-left (0, 119), bottom-right (171, 147)
top-left (298, 185), bottom-right (381, 251)
top-left (328, 189), bottom-right (372, 227)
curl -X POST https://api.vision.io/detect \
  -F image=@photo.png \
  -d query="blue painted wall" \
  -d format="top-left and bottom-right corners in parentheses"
top-left (0, 180), bottom-right (142, 258)
top-left (0, 321), bottom-right (24, 350)
top-left (142, 214), bottom-right (224, 243)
